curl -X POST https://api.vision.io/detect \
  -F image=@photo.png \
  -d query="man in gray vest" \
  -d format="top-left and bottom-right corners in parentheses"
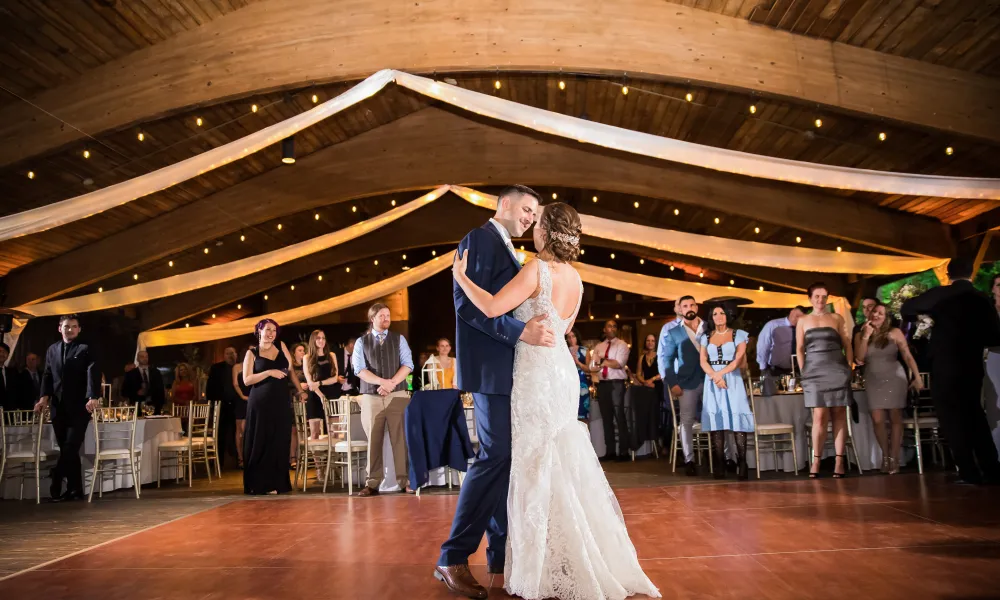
top-left (351, 302), bottom-right (414, 496)
top-left (756, 307), bottom-right (806, 376)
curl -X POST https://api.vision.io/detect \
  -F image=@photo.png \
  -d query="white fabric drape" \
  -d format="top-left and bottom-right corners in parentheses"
top-left (138, 251), bottom-right (454, 348)
top-left (17, 187), bottom-right (448, 316)
top-left (449, 186), bottom-right (947, 275)
top-left (3, 70), bottom-right (998, 243)
top-left (2, 317), bottom-right (29, 366)
top-left (18, 182), bottom-right (945, 317)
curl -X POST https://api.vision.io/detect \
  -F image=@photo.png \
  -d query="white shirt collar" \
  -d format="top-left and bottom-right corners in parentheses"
top-left (489, 218), bottom-right (513, 245)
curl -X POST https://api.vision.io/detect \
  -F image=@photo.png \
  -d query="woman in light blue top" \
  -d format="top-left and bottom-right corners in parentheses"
top-left (698, 304), bottom-right (754, 480)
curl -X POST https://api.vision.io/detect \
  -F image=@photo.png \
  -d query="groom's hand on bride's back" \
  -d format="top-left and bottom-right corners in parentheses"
top-left (520, 314), bottom-right (556, 347)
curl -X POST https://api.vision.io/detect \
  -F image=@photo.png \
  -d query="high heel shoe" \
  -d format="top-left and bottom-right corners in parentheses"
top-left (887, 456), bottom-right (899, 475)
top-left (880, 456), bottom-right (890, 474)
top-left (809, 454), bottom-right (822, 479)
top-left (832, 454), bottom-right (846, 478)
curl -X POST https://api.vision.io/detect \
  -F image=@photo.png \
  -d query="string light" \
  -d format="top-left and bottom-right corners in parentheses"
top-left (185, 323), bottom-right (190, 328)
top-left (639, 259), bottom-right (645, 265)
top-left (374, 260), bottom-right (379, 266)
top-left (714, 217), bottom-right (721, 224)
top-left (137, 132), bottom-right (145, 142)
top-left (251, 104), bottom-right (258, 113)
top-left (211, 313), bottom-right (216, 319)
top-left (237, 304), bottom-right (242, 309)
top-left (203, 247), bottom-right (209, 254)
top-left (431, 250), bottom-right (437, 256)
top-left (634, 201), bottom-right (640, 208)
top-left (352, 206), bottom-right (357, 213)
top-left (669, 265), bottom-right (675, 271)
top-left (264, 295), bottom-right (268, 300)
top-left (592, 196), bottom-right (598, 203)
top-left (168, 260), bottom-right (174, 267)
top-left (649, 312), bottom-right (654, 317)
top-left (494, 80), bottom-right (502, 90)
top-left (699, 272), bottom-right (704, 278)
top-left (98, 287), bottom-right (103, 293)
top-left (552, 193), bottom-right (558, 199)
top-left (946, 146), bottom-right (954, 155)
top-left (318, 275), bottom-right (323, 281)
top-left (814, 118), bottom-right (822, 128)
top-left (759, 286), bottom-right (765, 291)
top-left (558, 80), bottom-right (566, 90)
top-left (590, 315), bottom-right (594, 320)
top-left (345, 267), bottom-right (350, 273)
top-left (290, 285), bottom-right (295, 290)
top-left (82, 149), bottom-right (90, 159)
top-left (730, 279), bottom-right (735, 285)
top-left (196, 117), bottom-right (203, 127)
top-left (621, 86), bottom-right (628, 96)
top-left (314, 213), bottom-right (320, 220)
top-left (519, 245), bottom-right (525, 251)
top-left (579, 248), bottom-right (585, 255)
top-left (836, 246), bottom-right (843, 252)
top-left (391, 199), bottom-right (396, 206)
top-left (754, 227), bottom-right (760, 234)
top-left (878, 132), bottom-right (887, 141)
top-left (685, 92), bottom-right (693, 102)
top-left (311, 94), bottom-right (319, 103)
top-left (673, 209), bottom-right (680, 216)
top-left (615, 314), bottom-right (620, 319)
top-left (133, 274), bottom-right (139, 280)
top-left (795, 236), bottom-right (802, 243)
top-left (749, 104), bottom-right (757, 114)
top-left (240, 234), bottom-right (246, 242)
top-left (610, 253), bottom-right (616, 259)
top-left (277, 224), bottom-right (283, 230)
top-left (27, 171), bottom-right (35, 179)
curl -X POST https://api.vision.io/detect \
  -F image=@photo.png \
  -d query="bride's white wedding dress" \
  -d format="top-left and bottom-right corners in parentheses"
top-left (505, 260), bottom-right (660, 600)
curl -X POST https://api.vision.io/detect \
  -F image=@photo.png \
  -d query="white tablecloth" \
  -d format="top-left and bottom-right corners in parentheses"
top-left (750, 391), bottom-right (886, 472)
top-left (1, 417), bottom-right (183, 500)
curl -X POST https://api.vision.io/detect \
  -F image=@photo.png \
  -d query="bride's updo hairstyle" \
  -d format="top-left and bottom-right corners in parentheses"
top-left (540, 202), bottom-right (582, 263)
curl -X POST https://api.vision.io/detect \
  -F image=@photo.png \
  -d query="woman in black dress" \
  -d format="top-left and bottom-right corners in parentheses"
top-left (303, 329), bottom-right (343, 440)
top-left (242, 319), bottom-right (300, 494)
top-left (632, 333), bottom-right (663, 452)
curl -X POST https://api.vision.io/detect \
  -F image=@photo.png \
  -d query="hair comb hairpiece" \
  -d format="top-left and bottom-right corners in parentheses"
top-left (550, 231), bottom-right (580, 246)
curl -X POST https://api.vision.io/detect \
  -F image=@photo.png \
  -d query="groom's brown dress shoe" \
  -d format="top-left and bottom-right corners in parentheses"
top-left (434, 565), bottom-right (488, 599)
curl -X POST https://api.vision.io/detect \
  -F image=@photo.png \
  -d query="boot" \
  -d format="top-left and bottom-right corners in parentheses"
top-left (710, 431), bottom-right (726, 480)
top-left (734, 432), bottom-right (749, 481)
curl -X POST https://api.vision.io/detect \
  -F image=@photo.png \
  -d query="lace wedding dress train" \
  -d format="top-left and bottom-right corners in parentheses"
top-left (505, 260), bottom-right (660, 600)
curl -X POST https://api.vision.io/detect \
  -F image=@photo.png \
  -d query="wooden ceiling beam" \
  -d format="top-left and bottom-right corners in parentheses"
top-left (2, 0), bottom-right (999, 166)
top-left (0, 108), bottom-right (951, 308)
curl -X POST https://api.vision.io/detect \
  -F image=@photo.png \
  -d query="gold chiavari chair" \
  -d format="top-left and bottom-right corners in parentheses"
top-left (321, 396), bottom-right (368, 494)
top-left (1, 408), bottom-right (59, 503)
top-left (202, 401), bottom-right (222, 479)
top-left (87, 405), bottom-right (141, 501)
top-left (903, 373), bottom-right (944, 474)
top-left (157, 403), bottom-right (212, 487)
top-left (744, 371), bottom-right (799, 478)
top-left (293, 399), bottom-right (330, 491)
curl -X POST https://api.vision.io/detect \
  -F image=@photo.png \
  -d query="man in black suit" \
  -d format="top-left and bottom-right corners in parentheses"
top-left (206, 346), bottom-right (239, 466)
top-left (34, 315), bottom-right (102, 501)
top-left (0, 342), bottom-right (22, 411)
top-left (19, 352), bottom-right (43, 410)
top-left (121, 350), bottom-right (165, 414)
top-left (903, 258), bottom-right (1000, 484)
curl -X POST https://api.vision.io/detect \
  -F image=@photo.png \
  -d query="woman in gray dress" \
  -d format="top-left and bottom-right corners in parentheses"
top-left (796, 282), bottom-right (854, 478)
top-left (855, 303), bottom-right (923, 474)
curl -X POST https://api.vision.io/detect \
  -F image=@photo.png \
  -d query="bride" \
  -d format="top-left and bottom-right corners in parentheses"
top-left (452, 202), bottom-right (660, 600)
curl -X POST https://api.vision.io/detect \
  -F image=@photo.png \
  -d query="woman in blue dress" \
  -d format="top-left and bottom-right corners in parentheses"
top-left (698, 304), bottom-right (754, 480)
top-left (566, 329), bottom-right (592, 421)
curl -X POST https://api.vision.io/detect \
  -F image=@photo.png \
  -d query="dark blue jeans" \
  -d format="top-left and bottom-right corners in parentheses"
top-left (438, 392), bottom-right (511, 569)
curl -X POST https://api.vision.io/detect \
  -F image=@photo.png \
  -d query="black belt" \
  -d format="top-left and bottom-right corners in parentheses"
top-left (708, 360), bottom-right (732, 366)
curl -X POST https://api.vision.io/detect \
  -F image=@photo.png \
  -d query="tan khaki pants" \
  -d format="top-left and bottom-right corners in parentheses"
top-left (358, 392), bottom-right (410, 489)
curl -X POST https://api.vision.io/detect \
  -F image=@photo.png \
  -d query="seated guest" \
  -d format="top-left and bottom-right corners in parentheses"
top-left (0, 342), bottom-right (22, 411)
top-left (566, 329), bottom-right (591, 421)
top-left (352, 303), bottom-right (414, 496)
top-left (170, 362), bottom-right (197, 408)
top-left (756, 306), bottom-right (806, 376)
top-left (303, 329), bottom-right (342, 440)
top-left (122, 350), bottom-right (166, 413)
top-left (658, 296), bottom-right (704, 476)
top-left (855, 302), bottom-right (923, 474)
top-left (18, 352), bottom-right (43, 410)
top-left (340, 338), bottom-right (361, 396)
top-left (699, 304), bottom-right (753, 480)
top-left (423, 337), bottom-right (458, 389)
top-left (35, 314), bottom-right (101, 501)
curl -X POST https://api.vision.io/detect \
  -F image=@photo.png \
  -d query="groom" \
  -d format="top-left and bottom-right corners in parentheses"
top-left (435, 184), bottom-right (555, 599)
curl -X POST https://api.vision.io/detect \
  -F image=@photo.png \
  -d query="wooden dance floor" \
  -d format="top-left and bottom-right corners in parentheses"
top-left (1, 474), bottom-right (998, 599)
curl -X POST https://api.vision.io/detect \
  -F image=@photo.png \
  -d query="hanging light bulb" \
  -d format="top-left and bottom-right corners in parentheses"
top-left (669, 265), bottom-right (675, 271)
top-left (314, 213), bottom-right (320, 220)
top-left (558, 80), bottom-right (566, 90)
top-left (673, 209), bottom-right (680, 216)
top-left (610, 253), bottom-right (616, 259)
top-left (196, 117), bottom-right (203, 127)
top-left (137, 131), bottom-right (145, 142)
top-left (133, 274), bottom-right (139, 280)
top-left (639, 259), bottom-right (645, 265)
top-left (634, 201), bottom-right (640, 208)
top-left (592, 196), bottom-right (598, 203)
top-left (374, 260), bottom-right (379, 266)
top-left (237, 304), bottom-right (242, 309)
top-left (281, 136), bottom-right (295, 164)
top-left (714, 217), bottom-right (721, 224)
top-left (251, 103), bottom-right (258, 113)
top-left (345, 267), bottom-right (350, 273)
top-left (431, 250), bottom-right (437, 256)
top-left (649, 312), bottom-right (654, 317)
top-left (759, 286), bottom-right (765, 291)
top-left (878, 132), bottom-right (887, 141)
top-left (622, 85), bottom-right (628, 96)
top-left (351, 206), bottom-right (357, 213)
top-left (795, 236), bottom-right (802, 243)
top-left (317, 275), bottom-right (323, 281)
top-left (749, 104), bottom-right (757, 114)
top-left (27, 171), bottom-right (35, 179)
top-left (203, 247), bottom-right (209, 254)
top-left (946, 146), bottom-right (954, 155)
top-left (277, 224), bottom-right (282, 230)
top-left (82, 149), bottom-right (90, 159)
top-left (552, 193), bottom-right (558, 200)
top-left (98, 287), bottom-right (103, 293)
top-left (685, 92), bottom-right (693, 102)
top-left (185, 323), bottom-right (190, 328)
top-left (754, 227), bottom-right (760, 234)
top-left (494, 80), bottom-right (501, 90)
top-left (168, 260), bottom-right (174, 267)
top-left (290, 285), bottom-right (295, 290)
top-left (311, 94), bottom-right (319, 103)
top-left (580, 248), bottom-right (585, 255)
top-left (730, 279), bottom-right (735, 285)
top-left (615, 314), bottom-right (620, 319)
top-left (264, 294), bottom-right (268, 300)
top-left (699, 272), bottom-right (704, 278)
top-left (211, 313), bottom-right (216, 319)
top-left (240, 234), bottom-right (246, 242)
top-left (402, 254), bottom-right (407, 260)
top-left (391, 199), bottom-right (396, 206)
top-left (814, 118), bottom-right (823, 128)
top-left (836, 246), bottom-right (843, 252)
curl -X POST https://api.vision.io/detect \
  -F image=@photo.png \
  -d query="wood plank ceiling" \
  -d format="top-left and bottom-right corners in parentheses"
top-left (0, 0), bottom-right (262, 107)
top-left (668, 0), bottom-right (1000, 76)
top-left (2, 70), bottom-right (998, 278)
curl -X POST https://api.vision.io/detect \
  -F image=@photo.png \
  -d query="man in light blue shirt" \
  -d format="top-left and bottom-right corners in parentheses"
top-left (756, 307), bottom-right (806, 375)
top-left (352, 303), bottom-right (414, 496)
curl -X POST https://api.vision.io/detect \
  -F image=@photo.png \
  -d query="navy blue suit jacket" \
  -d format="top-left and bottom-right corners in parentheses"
top-left (658, 324), bottom-right (703, 391)
top-left (454, 223), bottom-right (527, 396)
